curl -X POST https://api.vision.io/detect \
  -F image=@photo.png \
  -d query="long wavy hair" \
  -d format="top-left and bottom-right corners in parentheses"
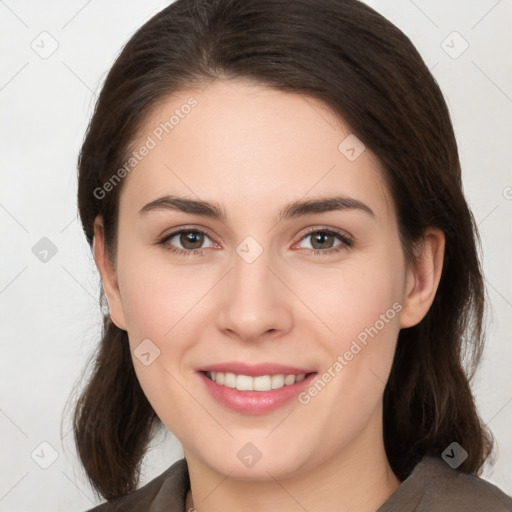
top-left (72, 0), bottom-right (494, 500)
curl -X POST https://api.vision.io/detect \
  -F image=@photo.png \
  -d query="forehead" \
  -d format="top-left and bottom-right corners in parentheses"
top-left (119, 79), bottom-right (392, 221)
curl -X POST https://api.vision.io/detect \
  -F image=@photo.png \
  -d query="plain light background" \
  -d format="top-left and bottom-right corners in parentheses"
top-left (1, 1), bottom-right (511, 510)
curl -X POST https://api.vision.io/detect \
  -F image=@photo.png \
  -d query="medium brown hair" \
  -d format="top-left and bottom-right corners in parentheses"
top-left (73, 0), bottom-right (494, 500)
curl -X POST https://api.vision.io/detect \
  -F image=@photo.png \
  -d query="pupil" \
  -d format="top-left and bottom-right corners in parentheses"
top-left (312, 233), bottom-right (332, 249)
top-left (181, 231), bottom-right (203, 249)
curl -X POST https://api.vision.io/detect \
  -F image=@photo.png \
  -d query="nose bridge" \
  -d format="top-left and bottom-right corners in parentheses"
top-left (231, 235), bottom-right (278, 310)
top-left (216, 235), bottom-right (292, 339)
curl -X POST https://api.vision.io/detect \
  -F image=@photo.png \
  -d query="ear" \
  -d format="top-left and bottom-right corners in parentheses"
top-left (93, 216), bottom-right (127, 330)
top-left (399, 227), bottom-right (445, 329)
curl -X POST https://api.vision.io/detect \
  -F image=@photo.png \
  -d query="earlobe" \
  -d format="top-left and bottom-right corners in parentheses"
top-left (93, 216), bottom-right (127, 331)
top-left (399, 228), bottom-right (445, 329)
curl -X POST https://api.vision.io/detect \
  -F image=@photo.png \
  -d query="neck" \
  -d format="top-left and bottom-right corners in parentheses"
top-left (184, 411), bottom-right (401, 512)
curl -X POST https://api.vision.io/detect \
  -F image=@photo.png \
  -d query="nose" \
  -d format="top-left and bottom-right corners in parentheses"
top-left (216, 242), bottom-right (293, 342)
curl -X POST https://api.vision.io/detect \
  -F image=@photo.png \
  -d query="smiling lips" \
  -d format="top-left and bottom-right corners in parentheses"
top-left (198, 362), bottom-right (317, 414)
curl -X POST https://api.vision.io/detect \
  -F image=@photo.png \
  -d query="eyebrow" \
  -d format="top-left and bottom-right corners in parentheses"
top-left (137, 194), bottom-right (375, 222)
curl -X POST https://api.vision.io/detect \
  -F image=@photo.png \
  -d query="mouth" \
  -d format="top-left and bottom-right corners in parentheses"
top-left (197, 364), bottom-right (318, 414)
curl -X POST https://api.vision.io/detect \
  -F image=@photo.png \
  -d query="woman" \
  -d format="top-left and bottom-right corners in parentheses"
top-left (72, 0), bottom-right (512, 510)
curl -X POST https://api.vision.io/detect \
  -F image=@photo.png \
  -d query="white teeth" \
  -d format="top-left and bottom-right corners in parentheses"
top-left (271, 374), bottom-right (284, 389)
top-left (207, 371), bottom-right (307, 391)
top-left (284, 374), bottom-right (296, 385)
top-left (224, 372), bottom-right (236, 388)
top-left (254, 375), bottom-right (272, 391)
top-left (236, 374), bottom-right (254, 391)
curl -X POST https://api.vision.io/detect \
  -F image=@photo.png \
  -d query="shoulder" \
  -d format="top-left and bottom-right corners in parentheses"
top-left (423, 456), bottom-right (512, 510)
top-left (382, 455), bottom-right (512, 512)
top-left (85, 458), bottom-right (189, 512)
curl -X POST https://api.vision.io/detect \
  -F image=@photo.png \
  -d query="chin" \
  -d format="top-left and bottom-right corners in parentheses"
top-left (195, 440), bottom-right (316, 481)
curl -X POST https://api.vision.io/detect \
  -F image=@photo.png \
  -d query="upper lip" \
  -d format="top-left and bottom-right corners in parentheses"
top-left (199, 361), bottom-right (316, 377)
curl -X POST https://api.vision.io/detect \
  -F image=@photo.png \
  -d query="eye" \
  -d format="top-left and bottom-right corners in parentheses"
top-left (294, 228), bottom-right (353, 255)
top-left (157, 226), bottom-right (353, 257)
top-left (157, 228), bottom-right (215, 256)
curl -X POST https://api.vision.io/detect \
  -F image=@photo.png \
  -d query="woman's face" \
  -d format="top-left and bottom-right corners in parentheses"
top-left (97, 78), bottom-right (435, 480)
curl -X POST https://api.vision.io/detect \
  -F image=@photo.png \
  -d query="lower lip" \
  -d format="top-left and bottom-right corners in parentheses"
top-left (199, 371), bottom-right (317, 414)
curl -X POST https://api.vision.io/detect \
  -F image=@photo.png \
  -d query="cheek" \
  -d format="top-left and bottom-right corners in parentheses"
top-left (116, 255), bottom-right (201, 422)
top-left (117, 247), bottom-right (202, 342)
top-left (303, 248), bottom-right (404, 350)
top-left (303, 244), bottom-right (404, 403)
top-left (116, 249), bottom-right (217, 402)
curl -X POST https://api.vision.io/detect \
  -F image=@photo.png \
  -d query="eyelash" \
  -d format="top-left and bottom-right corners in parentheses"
top-left (157, 227), bottom-right (353, 257)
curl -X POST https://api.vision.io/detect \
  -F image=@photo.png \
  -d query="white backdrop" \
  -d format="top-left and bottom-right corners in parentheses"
top-left (1, 1), bottom-right (511, 510)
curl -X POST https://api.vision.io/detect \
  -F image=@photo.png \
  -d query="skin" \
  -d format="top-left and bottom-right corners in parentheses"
top-left (93, 78), bottom-right (445, 512)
